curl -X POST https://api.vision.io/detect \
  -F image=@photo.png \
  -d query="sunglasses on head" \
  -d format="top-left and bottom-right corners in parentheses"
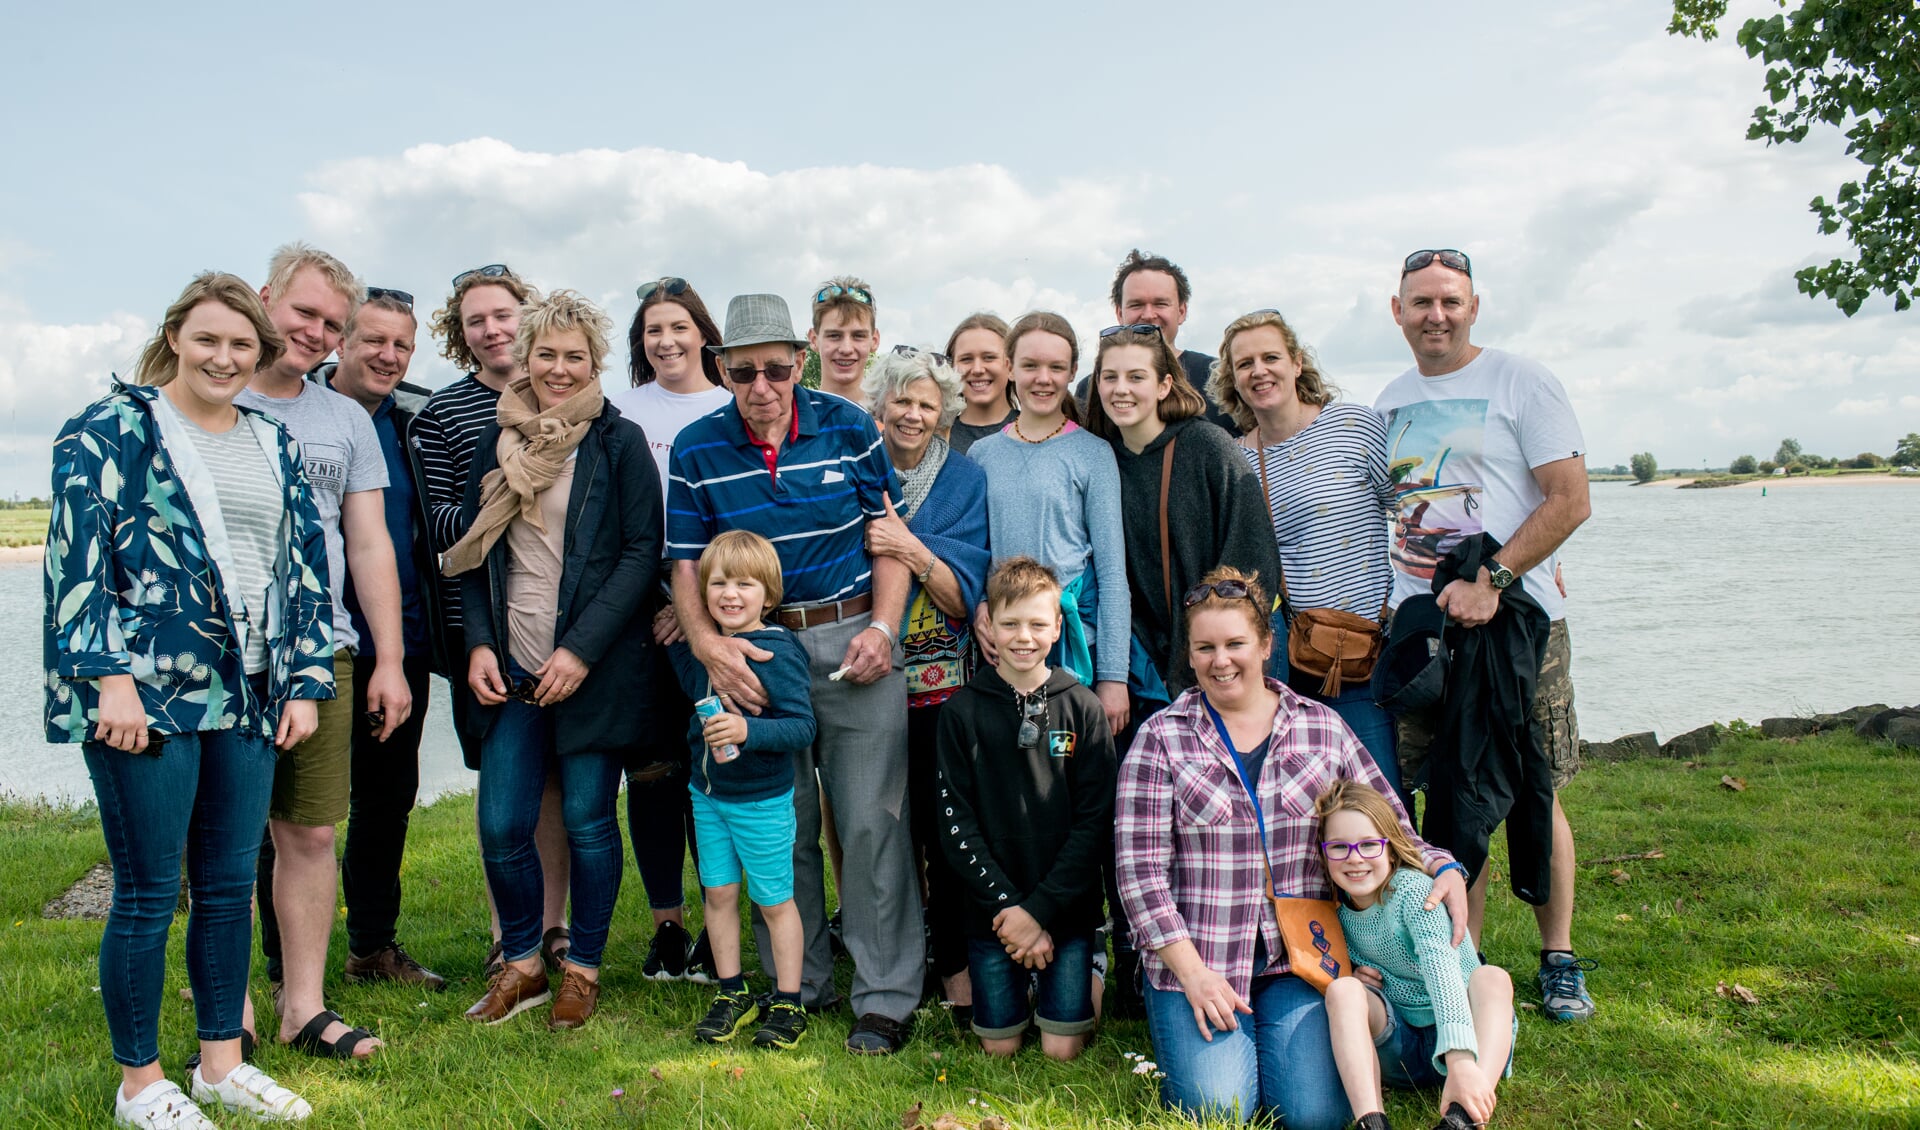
top-left (636, 276), bottom-right (690, 302)
top-left (365, 287), bottom-right (414, 308)
top-left (1401, 249), bottom-right (1472, 278)
top-left (724, 361), bottom-right (797, 385)
top-left (813, 284), bottom-right (872, 306)
top-left (891, 344), bottom-right (950, 366)
top-left (452, 263), bottom-right (511, 287)
top-left (1099, 323), bottom-right (1162, 340)
top-left (1183, 579), bottom-right (1253, 607)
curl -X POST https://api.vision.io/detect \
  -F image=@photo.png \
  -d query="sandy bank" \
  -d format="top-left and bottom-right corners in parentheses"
top-left (0, 545), bottom-right (44, 563)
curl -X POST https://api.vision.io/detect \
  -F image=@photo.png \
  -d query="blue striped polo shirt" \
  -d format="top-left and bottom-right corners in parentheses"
top-left (667, 387), bottom-right (900, 605)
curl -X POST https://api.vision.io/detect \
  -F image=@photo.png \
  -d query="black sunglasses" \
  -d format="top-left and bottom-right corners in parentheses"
top-left (724, 361), bottom-right (797, 385)
top-left (813, 284), bottom-right (872, 306)
top-left (1401, 249), bottom-right (1472, 278)
top-left (452, 263), bottom-right (511, 287)
top-left (365, 287), bottom-right (414, 307)
top-left (506, 676), bottom-right (543, 705)
top-left (1099, 323), bottom-right (1162, 340)
top-left (891, 344), bottom-right (951, 366)
top-left (1183, 579), bottom-right (1253, 607)
top-left (1017, 694), bottom-right (1049, 752)
top-left (636, 276), bottom-right (690, 302)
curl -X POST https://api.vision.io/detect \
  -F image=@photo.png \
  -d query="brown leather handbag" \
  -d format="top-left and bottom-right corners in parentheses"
top-left (1257, 444), bottom-right (1388, 697)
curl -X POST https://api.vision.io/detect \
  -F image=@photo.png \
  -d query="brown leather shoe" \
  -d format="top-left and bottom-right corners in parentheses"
top-left (463, 964), bottom-right (550, 1025)
top-left (547, 968), bottom-right (601, 1030)
top-left (345, 943), bottom-right (448, 991)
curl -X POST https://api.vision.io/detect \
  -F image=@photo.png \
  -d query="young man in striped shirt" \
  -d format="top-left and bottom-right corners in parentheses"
top-left (414, 265), bottom-right (573, 974)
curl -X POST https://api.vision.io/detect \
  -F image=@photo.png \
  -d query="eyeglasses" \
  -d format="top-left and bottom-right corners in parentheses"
top-left (636, 277), bottom-right (690, 302)
top-left (1321, 838), bottom-right (1389, 862)
top-left (1241, 308), bottom-right (1283, 318)
top-left (1183, 579), bottom-right (1252, 607)
top-left (452, 263), bottom-right (511, 287)
top-left (506, 676), bottom-right (543, 705)
top-left (1017, 694), bottom-right (1048, 752)
top-left (1099, 323), bottom-right (1162, 340)
top-left (891, 344), bottom-right (951, 366)
top-left (365, 287), bottom-right (414, 307)
top-left (1401, 249), bottom-right (1472, 278)
top-left (813, 284), bottom-right (872, 306)
top-left (724, 361), bottom-right (797, 385)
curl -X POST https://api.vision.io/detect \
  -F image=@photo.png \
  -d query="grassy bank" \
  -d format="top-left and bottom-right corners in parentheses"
top-left (0, 508), bottom-right (50, 548)
top-left (3, 733), bottom-right (1915, 1127)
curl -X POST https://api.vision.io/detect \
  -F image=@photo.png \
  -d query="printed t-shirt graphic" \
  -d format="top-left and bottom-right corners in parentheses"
top-left (1382, 398), bottom-right (1489, 581)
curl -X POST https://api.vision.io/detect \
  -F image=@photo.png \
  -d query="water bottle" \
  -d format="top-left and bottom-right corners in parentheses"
top-left (694, 695), bottom-right (742, 763)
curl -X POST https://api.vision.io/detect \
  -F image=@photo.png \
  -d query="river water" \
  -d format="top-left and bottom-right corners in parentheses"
top-left (5, 481), bottom-right (1917, 804)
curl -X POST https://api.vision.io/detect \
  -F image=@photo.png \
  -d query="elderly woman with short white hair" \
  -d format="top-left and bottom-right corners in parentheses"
top-left (861, 346), bottom-right (992, 1015)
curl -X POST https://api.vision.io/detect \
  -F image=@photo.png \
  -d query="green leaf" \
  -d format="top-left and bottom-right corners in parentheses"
top-left (56, 580), bottom-right (95, 627)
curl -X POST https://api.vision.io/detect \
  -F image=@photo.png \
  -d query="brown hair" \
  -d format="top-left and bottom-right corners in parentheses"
top-left (946, 312), bottom-right (1014, 410)
top-left (1313, 778), bottom-right (1427, 902)
top-left (1210, 309), bottom-right (1338, 434)
top-left (513, 290), bottom-right (614, 377)
top-left (431, 267), bottom-right (538, 372)
top-left (1083, 327), bottom-right (1205, 441)
top-left (810, 274), bottom-right (876, 331)
top-left (134, 272), bottom-right (286, 388)
top-left (1110, 248), bottom-right (1192, 308)
top-left (698, 529), bottom-right (785, 611)
top-left (1004, 311), bottom-right (1081, 424)
top-left (985, 555), bottom-right (1061, 615)
top-left (627, 280), bottom-right (724, 388)
top-left (1181, 564), bottom-right (1274, 644)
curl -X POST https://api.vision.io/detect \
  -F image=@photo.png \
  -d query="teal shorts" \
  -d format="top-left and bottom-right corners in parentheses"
top-left (689, 787), bottom-right (797, 905)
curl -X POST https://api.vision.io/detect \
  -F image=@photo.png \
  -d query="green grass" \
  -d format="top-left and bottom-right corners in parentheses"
top-left (0, 508), bottom-right (49, 547)
top-left (3, 734), bottom-right (1915, 1127)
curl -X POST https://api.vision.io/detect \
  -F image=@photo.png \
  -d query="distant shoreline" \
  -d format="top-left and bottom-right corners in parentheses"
top-left (0, 545), bottom-right (42, 564)
top-left (1640, 472), bottom-right (1919, 490)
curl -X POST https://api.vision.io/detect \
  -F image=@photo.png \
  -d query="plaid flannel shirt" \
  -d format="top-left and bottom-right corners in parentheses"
top-left (1115, 681), bottom-right (1452, 997)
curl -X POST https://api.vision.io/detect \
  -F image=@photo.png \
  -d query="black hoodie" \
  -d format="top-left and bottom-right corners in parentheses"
top-left (934, 666), bottom-right (1117, 939)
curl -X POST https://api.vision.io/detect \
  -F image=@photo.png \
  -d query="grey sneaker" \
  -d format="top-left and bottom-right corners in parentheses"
top-left (1537, 951), bottom-right (1598, 1022)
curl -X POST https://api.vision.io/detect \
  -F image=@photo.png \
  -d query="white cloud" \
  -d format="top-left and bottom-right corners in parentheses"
top-left (0, 301), bottom-right (148, 496)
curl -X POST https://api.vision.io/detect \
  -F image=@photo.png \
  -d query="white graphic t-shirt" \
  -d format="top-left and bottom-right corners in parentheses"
top-left (608, 380), bottom-right (734, 509)
top-left (1373, 348), bottom-right (1585, 621)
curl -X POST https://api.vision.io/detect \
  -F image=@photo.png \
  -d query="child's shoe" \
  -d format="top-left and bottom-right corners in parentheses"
top-left (693, 990), bottom-right (760, 1043)
top-left (1432, 1102), bottom-right (1476, 1129)
top-left (1352, 1113), bottom-right (1394, 1130)
top-left (751, 999), bottom-right (809, 1049)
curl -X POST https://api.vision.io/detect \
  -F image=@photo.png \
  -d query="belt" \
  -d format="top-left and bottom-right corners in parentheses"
top-left (776, 591), bottom-right (873, 631)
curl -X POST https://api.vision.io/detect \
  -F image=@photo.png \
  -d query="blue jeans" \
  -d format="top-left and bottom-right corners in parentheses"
top-left (477, 660), bottom-right (625, 969)
top-left (1144, 974), bottom-right (1348, 1129)
top-left (966, 931), bottom-right (1096, 1039)
top-left (84, 728), bottom-right (276, 1066)
top-left (1269, 616), bottom-right (1403, 802)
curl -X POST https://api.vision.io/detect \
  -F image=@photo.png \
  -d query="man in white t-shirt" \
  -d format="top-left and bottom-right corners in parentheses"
top-left (1374, 248), bottom-right (1597, 1022)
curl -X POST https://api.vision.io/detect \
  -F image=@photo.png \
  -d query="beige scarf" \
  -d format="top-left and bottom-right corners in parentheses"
top-left (441, 375), bottom-right (604, 576)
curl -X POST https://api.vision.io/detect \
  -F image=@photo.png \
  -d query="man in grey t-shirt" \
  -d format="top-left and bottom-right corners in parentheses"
top-left (237, 242), bottom-right (411, 1060)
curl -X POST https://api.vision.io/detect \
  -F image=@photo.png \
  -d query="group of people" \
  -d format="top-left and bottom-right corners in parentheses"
top-left (46, 242), bottom-right (1594, 1130)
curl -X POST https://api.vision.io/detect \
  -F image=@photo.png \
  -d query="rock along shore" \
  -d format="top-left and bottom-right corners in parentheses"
top-left (1581, 703), bottom-right (1920, 763)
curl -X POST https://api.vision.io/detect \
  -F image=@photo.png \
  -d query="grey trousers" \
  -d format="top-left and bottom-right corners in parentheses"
top-left (751, 611), bottom-right (919, 1021)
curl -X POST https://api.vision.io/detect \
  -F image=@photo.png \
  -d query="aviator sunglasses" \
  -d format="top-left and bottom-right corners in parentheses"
top-left (452, 263), bottom-right (512, 287)
top-left (1099, 322), bottom-right (1162, 340)
top-left (365, 287), bottom-right (414, 307)
top-left (1401, 249), bottom-right (1472, 278)
top-left (813, 283), bottom-right (873, 306)
top-left (891, 344), bottom-right (951, 366)
top-left (636, 276), bottom-right (691, 302)
top-left (1183, 579), bottom-right (1253, 607)
top-left (1016, 694), bottom-right (1049, 753)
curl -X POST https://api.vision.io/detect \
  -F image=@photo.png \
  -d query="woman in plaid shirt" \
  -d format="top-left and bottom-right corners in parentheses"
top-left (1115, 567), bottom-right (1469, 1128)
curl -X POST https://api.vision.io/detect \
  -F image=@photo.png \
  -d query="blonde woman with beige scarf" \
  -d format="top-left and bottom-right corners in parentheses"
top-left (443, 291), bottom-right (664, 1031)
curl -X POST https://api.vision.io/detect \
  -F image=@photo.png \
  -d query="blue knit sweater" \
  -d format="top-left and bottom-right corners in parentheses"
top-left (1336, 867), bottom-right (1482, 1073)
top-left (901, 451), bottom-right (992, 627)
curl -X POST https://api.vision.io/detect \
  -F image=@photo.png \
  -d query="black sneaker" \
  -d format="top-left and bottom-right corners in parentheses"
top-left (684, 928), bottom-right (716, 985)
top-left (1432, 1103), bottom-right (1474, 1130)
top-left (751, 1000), bottom-right (810, 1049)
top-left (693, 990), bottom-right (760, 1044)
top-left (844, 1011), bottom-right (910, 1055)
top-left (827, 908), bottom-right (847, 958)
top-left (642, 921), bottom-right (692, 982)
top-left (1354, 1113), bottom-right (1394, 1130)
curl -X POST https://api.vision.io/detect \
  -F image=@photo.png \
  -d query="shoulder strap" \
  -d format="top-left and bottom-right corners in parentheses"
top-left (1202, 692), bottom-right (1281, 899)
top-left (1255, 438), bottom-right (1290, 608)
top-left (1159, 436), bottom-right (1177, 611)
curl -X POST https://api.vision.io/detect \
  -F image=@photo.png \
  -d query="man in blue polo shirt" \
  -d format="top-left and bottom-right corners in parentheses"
top-left (667, 293), bottom-right (917, 1054)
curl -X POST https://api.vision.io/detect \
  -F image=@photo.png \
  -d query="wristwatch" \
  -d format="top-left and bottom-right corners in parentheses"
top-left (1487, 561), bottom-right (1517, 590)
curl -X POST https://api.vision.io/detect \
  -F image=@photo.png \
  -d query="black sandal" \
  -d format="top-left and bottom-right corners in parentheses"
top-left (287, 1008), bottom-right (377, 1060)
top-left (541, 926), bottom-right (572, 972)
top-left (183, 1027), bottom-right (255, 1078)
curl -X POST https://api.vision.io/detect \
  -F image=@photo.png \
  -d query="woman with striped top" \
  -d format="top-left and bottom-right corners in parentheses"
top-left (1210, 309), bottom-right (1402, 796)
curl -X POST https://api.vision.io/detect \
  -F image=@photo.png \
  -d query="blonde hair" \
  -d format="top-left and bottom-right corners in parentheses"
top-left (984, 555), bottom-right (1061, 615)
top-left (431, 267), bottom-right (538, 372)
top-left (263, 242), bottom-right (362, 321)
top-left (134, 273), bottom-right (286, 388)
top-left (513, 290), bottom-right (614, 376)
top-left (1210, 310), bottom-right (1338, 434)
top-left (1313, 778), bottom-right (1427, 902)
top-left (698, 529), bottom-right (785, 611)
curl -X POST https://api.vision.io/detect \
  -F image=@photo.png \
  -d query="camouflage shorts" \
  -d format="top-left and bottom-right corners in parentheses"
top-left (1396, 619), bottom-right (1580, 791)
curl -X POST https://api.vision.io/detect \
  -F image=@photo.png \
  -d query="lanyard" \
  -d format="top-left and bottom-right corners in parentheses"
top-left (1201, 694), bottom-right (1276, 882)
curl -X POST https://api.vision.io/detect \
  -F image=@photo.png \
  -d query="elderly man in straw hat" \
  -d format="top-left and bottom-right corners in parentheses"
top-left (665, 293), bottom-right (920, 1054)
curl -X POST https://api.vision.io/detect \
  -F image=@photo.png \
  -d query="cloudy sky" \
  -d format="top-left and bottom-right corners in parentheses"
top-left (1, 0), bottom-right (1912, 496)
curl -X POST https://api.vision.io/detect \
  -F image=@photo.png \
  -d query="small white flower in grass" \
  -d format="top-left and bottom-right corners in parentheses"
top-left (1132, 1060), bottom-right (1158, 1075)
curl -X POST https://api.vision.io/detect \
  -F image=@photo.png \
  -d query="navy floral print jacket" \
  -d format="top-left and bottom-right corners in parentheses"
top-left (44, 382), bottom-right (335, 744)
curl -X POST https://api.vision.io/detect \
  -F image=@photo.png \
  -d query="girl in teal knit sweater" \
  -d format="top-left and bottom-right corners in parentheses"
top-left (1315, 781), bottom-right (1516, 1130)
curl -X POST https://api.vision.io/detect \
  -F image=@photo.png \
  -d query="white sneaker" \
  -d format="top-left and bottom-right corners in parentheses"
top-left (114, 1079), bottom-right (217, 1129)
top-left (190, 1062), bottom-right (312, 1122)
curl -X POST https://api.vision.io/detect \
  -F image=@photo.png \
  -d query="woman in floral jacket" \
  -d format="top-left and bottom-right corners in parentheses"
top-left (45, 272), bottom-right (334, 1127)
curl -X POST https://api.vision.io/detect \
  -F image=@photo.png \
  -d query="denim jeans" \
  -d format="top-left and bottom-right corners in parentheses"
top-left (966, 931), bottom-right (1096, 1039)
top-left (1143, 974), bottom-right (1348, 1129)
top-left (477, 659), bottom-right (625, 969)
top-left (84, 727), bottom-right (276, 1067)
top-left (1269, 617), bottom-right (1404, 803)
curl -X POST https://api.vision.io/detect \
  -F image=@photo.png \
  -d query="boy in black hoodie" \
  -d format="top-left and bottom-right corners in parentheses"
top-left (936, 557), bottom-right (1116, 1061)
top-left (669, 531), bottom-right (817, 1050)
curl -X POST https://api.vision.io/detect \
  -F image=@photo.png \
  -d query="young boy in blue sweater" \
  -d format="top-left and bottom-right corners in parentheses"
top-left (669, 530), bottom-right (817, 1049)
